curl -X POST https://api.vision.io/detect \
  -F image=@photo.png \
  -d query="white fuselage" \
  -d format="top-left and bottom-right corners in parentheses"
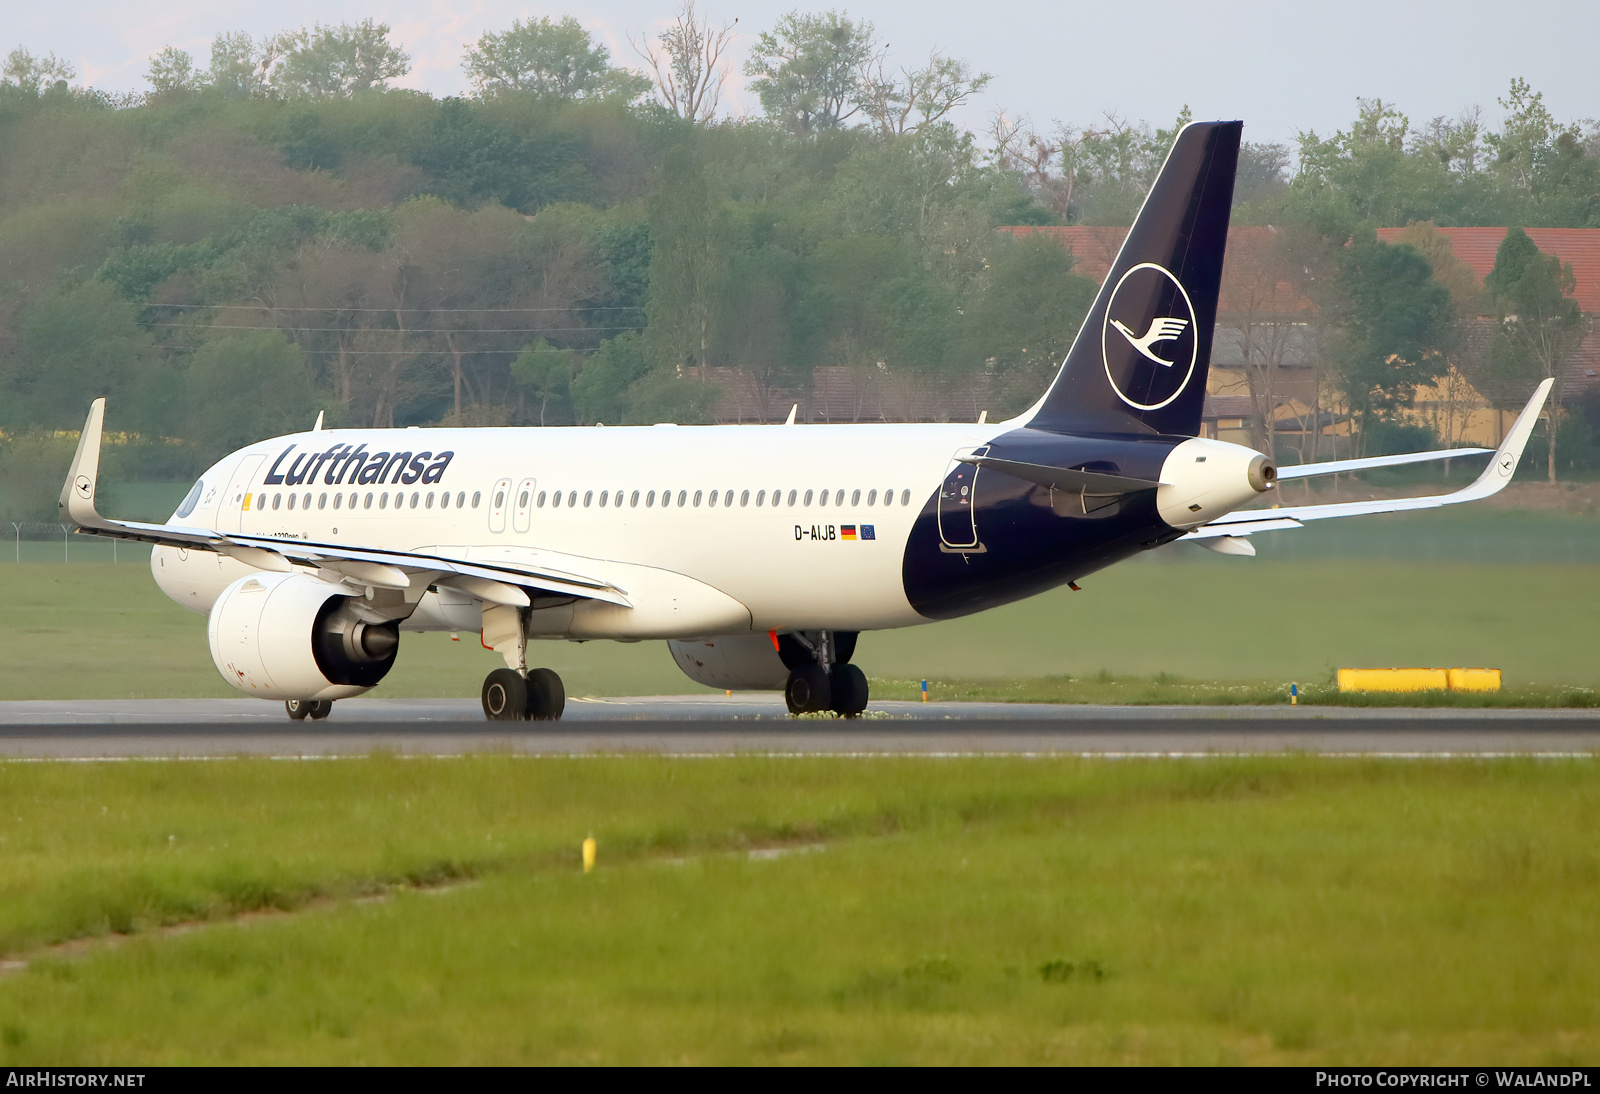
top-left (154, 420), bottom-right (1006, 639)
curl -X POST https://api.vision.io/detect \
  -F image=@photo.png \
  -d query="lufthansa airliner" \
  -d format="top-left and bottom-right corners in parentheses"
top-left (57, 121), bottom-right (1552, 720)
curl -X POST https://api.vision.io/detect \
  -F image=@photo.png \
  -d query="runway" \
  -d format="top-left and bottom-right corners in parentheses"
top-left (0, 696), bottom-right (1596, 757)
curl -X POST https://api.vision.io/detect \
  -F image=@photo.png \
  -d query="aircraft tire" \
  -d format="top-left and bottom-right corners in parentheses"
top-left (307, 700), bottom-right (333, 720)
top-left (785, 665), bottom-right (831, 715)
top-left (482, 668), bottom-right (528, 721)
top-left (828, 663), bottom-right (869, 718)
top-left (285, 699), bottom-right (311, 721)
top-left (526, 667), bottom-right (566, 721)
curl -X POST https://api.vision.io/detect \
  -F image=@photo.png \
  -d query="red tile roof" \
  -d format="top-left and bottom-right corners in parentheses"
top-left (1373, 227), bottom-right (1600, 313)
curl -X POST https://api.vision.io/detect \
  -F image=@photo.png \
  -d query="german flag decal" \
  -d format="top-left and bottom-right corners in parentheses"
top-left (841, 525), bottom-right (857, 540)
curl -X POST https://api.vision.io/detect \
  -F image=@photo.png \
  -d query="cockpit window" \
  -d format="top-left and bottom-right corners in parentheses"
top-left (176, 479), bottom-right (204, 519)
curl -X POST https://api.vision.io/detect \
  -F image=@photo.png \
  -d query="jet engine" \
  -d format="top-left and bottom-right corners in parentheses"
top-left (208, 571), bottom-right (400, 701)
top-left (668, 636), bottom-right (790, 690)
top-left (1156, 437), bottom-right (1275, 529)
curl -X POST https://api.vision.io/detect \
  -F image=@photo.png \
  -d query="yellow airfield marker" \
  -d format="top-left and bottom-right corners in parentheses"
top-left (582, 836), bottom-right (597, 873)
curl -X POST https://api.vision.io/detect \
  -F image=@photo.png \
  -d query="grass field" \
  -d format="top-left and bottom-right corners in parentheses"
top-left (2, 510), bottom-right (1597, 700)
top-left (0, 756), bottom-right (1597, 1064)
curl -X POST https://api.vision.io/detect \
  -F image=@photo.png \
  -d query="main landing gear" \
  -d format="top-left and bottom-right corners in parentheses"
top-left (285, 699), bottom-right (333, 720)
top-left (779, 631), bottom-right (869, 718)
top-left (481, 667), bottom-right (566, 722)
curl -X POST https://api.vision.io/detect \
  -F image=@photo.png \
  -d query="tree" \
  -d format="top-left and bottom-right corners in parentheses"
top-left (510, 340), bottom-right (574, 425)
top-left (206, 31), bottom-right (269, 97)
top-left (2, 48), bottom-right (75, 96)
top-left (964, 234), bottom-right (1094, 413)
top-left (571, 332), bottom-right (651, 424)
top-left (1, 281), bottom-right (157, 431)
top-left (1392, 221), bottom-right (1492, 451)
top-left (464, 17), bottom-right (648, 101)
top-left (268, 20), bottom-right (410, 100)
top-left (744, 10), bottom-right (876, 136)
top-left (186, 331), bottom-right (317, 457)
top-left (1482, 226), bottom-right (1584, 481)
top-left (632, 1), bottom-right (738, 125)
top-left (859, 52), bottom-right (991, 138)
top-left (646, 146), bottom-right (727, 375)
top-left (145, 47), bottom-right (202, 98)
top-left (1334, 237), bottom-right (1454, 453)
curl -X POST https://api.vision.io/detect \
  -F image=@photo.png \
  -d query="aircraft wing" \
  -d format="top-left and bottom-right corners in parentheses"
top-left (1272, 446), bottom-right (1493, 480)
top-left (1184, 379), bottom-right (1552, 542)
top-left (58, 399), bottom-right (630, 608)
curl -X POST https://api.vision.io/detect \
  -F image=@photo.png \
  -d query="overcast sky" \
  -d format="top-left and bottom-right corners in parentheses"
top-left (11, 0), bottom-right (1598, 150)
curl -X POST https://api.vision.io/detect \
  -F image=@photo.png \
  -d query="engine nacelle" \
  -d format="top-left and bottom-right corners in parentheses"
top-left (668, 636), bottom-right (789, 690)
top-left (208, 572), bottom-right (400, 701)
top-left (1156, 437), bottom-right (1276, 529)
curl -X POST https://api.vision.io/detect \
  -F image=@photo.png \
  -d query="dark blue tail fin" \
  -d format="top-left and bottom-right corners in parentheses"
top-left (1024, 121), bottom-right (1241, 436)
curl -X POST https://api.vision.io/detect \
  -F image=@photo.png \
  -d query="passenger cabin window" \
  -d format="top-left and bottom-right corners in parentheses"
top-left (901, 489), bottom-right (911, 506)
top-left (706, 490), bottom-right (716, 508)
top-left (333, 494), bottom-right (342, 510)
top-left (287, 494), bottom-right (296, 510)
top-left (693, 490), bottom-right (702, 507)
top-left (867, 490), bottom-right (877, 505)
top-left (631, 490), bottom-right (641, 507)
top-left (272, 494), bottom-right (282, 510)
top-left (585, 491), bottom-right (593, 508)
top-left (426, 492), bottom-right (434, 509)
top-left (472, 492), bottom-right (481, 508)
top-left (646, 490), bottom-right (656, 507)
top-left (599, 490), bottom-right (609, 507)
top-left (494, 490), bottom-right (506, 509)
top-left (741, 490), bottom-right (750, 507)
top-left (803, 489), bottom-right (813, 506)
top-left (787, 489), bottom-right (797, 506)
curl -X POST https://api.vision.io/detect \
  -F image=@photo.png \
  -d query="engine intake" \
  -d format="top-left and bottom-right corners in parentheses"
top-left (209, 572), bottom-right (400, 701)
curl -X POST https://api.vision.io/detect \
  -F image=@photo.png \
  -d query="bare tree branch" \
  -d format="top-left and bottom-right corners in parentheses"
top-left (630, 1), bottom-right (737, 125)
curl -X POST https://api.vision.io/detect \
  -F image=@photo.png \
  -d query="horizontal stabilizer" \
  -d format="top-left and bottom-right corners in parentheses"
top-left (961, 456), bottom-right (1163, 495)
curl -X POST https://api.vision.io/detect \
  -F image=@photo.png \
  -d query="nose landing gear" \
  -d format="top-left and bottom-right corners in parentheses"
top-left (481, 667), bottom-right (566, 721)
top-left (779, 631), bottom-right (869, 717)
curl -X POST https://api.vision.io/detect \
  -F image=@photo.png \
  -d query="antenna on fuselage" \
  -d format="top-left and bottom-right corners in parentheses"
top-left (313, 410), bottom-right (324, 432)
top-left (784, 404), bottom-right (798, 426)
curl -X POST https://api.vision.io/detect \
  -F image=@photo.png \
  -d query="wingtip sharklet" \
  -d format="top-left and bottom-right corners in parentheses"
top-left (59, 397), bottom-right (107, 528)
top-left (1458, 377), bottom-right (1553, 503)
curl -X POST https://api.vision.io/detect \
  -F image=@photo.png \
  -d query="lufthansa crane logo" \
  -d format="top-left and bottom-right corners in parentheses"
top-left (1102, 262), bottom-right (1198, 411)
top-left (74, 475), bottom-right (92, 499)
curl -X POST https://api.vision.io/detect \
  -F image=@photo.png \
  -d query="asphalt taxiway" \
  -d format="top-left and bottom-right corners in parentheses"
top-left (0, 696), bottom-right (1595, 757)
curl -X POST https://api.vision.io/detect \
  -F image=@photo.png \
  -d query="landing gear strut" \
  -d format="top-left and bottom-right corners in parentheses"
top-left (285, 699), bottom-right (333, 721)
top-left (481, 667), bottom-right (566, 721)
top-left (779, 631), bottom-right (869, 717)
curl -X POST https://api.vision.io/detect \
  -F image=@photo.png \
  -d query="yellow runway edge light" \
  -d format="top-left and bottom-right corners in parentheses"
top-left (1338, 668), bottom-right (1501, 693)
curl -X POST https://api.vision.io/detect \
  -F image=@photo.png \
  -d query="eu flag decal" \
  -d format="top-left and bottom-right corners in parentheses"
top-left (841, 525), bottom-right (857, 540)
top-left (861, 525), bottom-right (875, 540)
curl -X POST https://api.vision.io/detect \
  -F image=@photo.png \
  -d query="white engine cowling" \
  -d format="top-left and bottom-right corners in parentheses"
top-left (668, 636), bottom-right (789, 690)
top-left (207, 572), bottom-right (401, 701)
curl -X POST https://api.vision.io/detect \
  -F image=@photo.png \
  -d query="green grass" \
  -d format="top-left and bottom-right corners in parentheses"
top-left (870, 673), bottom-right (1600, 707)
top-left (2, 508), bottom-right (1597, 701)
top-left (1, 756), bottom-right (1599, 1064)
